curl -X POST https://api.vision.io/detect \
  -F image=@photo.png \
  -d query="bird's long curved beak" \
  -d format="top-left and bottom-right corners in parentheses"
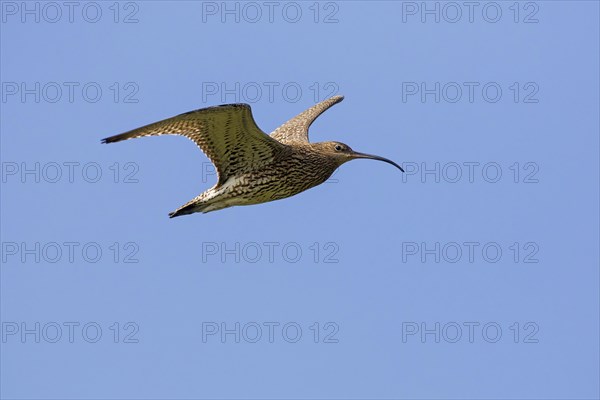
top-left (351, 151), bottom-right (404, 172)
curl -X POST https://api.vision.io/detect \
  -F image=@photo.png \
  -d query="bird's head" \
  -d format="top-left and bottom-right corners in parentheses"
top-left (316, 141), bottom-right (404, 172)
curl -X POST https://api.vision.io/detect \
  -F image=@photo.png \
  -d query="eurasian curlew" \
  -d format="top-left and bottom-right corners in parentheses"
top-left (102, 95), bottom-right (404, 217)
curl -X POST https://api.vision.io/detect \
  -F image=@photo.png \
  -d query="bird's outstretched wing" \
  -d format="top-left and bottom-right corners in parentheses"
top-left (102, 104), bottom-right (285, 185)
top-left (270, 95), bottom-right (344, 144)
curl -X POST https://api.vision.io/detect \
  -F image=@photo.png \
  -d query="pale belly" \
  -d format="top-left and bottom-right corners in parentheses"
top-left (208, 165), bottom-right (334, 208)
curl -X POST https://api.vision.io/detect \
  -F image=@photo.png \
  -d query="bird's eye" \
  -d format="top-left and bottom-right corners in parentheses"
top-left (334, 145), bottom-right (343, 151)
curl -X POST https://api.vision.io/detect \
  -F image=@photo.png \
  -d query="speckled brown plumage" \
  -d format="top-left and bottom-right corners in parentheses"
top-left (102, 95), bottom-right (403, 217)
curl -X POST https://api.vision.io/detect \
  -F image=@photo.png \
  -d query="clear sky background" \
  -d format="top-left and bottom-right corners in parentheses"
top-left (1, 1), bottom-right (599, 399)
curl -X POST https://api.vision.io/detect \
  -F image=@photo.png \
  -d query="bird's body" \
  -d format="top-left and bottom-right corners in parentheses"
top-left (102, 95), bottom-right (403, 217)
top-left (175, 143), bottom-right (339, 215)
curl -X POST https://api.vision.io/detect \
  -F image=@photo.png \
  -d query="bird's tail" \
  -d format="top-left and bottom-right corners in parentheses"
top-left (168, 197), bottom-right (229, 218)
top-left (169, 198), bottom-right (205, 218)
top-left (169, 202), bottom-right (203, 218)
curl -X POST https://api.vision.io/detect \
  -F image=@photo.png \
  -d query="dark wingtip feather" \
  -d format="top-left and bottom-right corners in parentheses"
top-left (101, 133), bottom-right (132, 144)
top-left (101, 135), bottom-right (120, 144)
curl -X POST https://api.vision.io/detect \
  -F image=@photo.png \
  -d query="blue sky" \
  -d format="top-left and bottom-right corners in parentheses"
top-left (1, 1), bottom-right (599, 399)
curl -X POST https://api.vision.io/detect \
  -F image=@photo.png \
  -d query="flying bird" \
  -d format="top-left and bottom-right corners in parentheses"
top-left (102, 95), bottom-right (403, 217)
